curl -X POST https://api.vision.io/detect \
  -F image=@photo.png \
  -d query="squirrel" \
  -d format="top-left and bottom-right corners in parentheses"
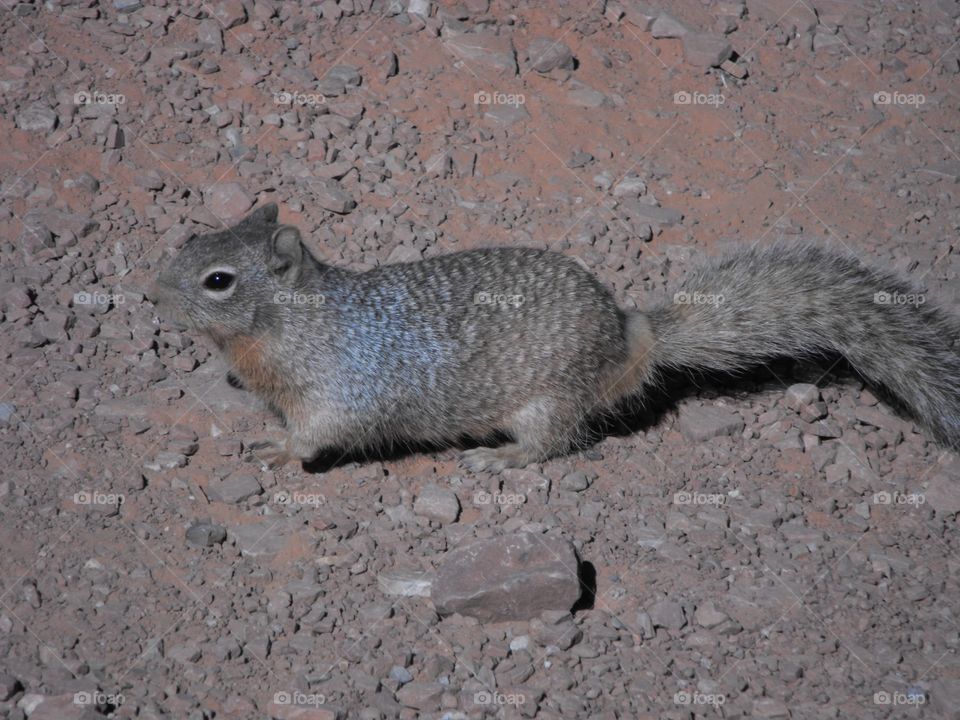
top-left (153, 202), bottom-right (960, 472)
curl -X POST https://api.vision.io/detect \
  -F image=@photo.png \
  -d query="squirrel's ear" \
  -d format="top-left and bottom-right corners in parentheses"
top-left (241, 202), bottom-right (279, 227)
top-left (268, 225), bottom-right (304, 283)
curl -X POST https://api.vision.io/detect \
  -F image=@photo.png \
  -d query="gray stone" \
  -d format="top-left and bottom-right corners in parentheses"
top-left (210, 0), bottom-right (246, 29)
top-left (678, 404), bottom-right (745, 441)
top-left (612, 174), bottom-right (647, 198)
top-left (314, 180), bottom-right (357, 214)
top-left (432, 532), bottom-right (581, 622)
top-left (560, 471), bottom-right (590, 492)
top-left (22, 208), bottom-right (98, 238)
top-left (378, 569), bottom-right (434, 597)
top-left (326, 64), bottom-right (362, 87)
top-left (0, 404), bottom-right (15, 425)
top-left (197, 19), bottom-right (224, 51)
top-left (647, 598), bottom-right (686, 630)
top-left (205, 182), bottom-right (254, 221)
top-left (622, 200), bottom-right (683, 227)
top-left (444, 31), bottom-right (518, 76)
top-left (390, 665), bottom-right (413, 684)
top-left (114, 0), bottom-right (143, 12)
top-left (650, 13), bottom-right (690, 38)
top-left (483, 103), bottom-right (530, 125)
top-left (925, 472), bottom-right (960, 515)
top-left (694, 601), bottom-right (728, 628)
top-left (407, 0), bottom-right (431, 17)
top-left (622, 0), bottom-right (658, 30)
top-left (682, 32), bottom-right (734, 67)
top-left (396, 682), bottom-right (443, 712)
top-left (16, 103), bottom-right (58, 133)
top-left (186, 521), bottom-right (227, 546)
top-left (0, 672), bottom-right (21, 702)
top-left (207, 474), bottom-right (262, 504)
top-left (566, 85), bottom-right (607, 108)
top-left (784, 383), bottom-right (819, 411)
top-left (527, 37), bottom-right (575, 73)
top-left (752, 698), bottom-right (790, 718)
top-left (413, 485), bottom-right (460, 523)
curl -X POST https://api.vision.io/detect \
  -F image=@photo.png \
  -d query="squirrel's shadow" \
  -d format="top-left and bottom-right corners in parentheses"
top-left (294, 355), bottom-right (877, 474)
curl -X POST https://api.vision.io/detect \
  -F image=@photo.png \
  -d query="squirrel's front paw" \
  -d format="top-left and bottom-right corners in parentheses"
top-left (246, 439), bottom-right (293, 469)
top-left (460, 444), bottom-right (534, 474)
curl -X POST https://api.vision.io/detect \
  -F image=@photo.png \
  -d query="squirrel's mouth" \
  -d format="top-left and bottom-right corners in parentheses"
top-left (149, 279), bottom-right (197, 330)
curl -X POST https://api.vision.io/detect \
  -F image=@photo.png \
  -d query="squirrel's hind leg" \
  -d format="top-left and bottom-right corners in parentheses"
top-left (459, 395), bottom-right (582, 473)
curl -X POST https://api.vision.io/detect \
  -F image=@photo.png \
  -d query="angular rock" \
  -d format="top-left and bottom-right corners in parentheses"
top-left (784, 383), bottom-right (819, 411)
top-left (205, 182), bottom-right (254, 221)
top-left (647, 598), bottom-right (686, 630)
top-left (378, 569), bottom-right (434, 598)
top-left (678, 404), bottom-right (745, 441)
top-left (396, 682), bottom-right (443, 712)
top-left (622, 0), bottom-right (658, 30)
top-left (413, 485), bottom-right (460, 523)
top-left (23, 208), bottom-right (98, 238)
top-left (694, 601), bottom-right (728, 628)
top-left (682, 32), bottom-right (733, 67)
top-left (0, 672), bottom-right (21, 702)
top-left (210, 0), bottom-right (246, 29)
top-left (622, 200), bottom-right (683, 228)
top-left (650, 13), bottom-right (690, 38)
top-left (207, 474), bottom-right (262, 504)
top-left (527, 37), bottom-right (574, 73)
top-left (314, 180), bottom-right (356, 214)
top-left (432, 532), bottom-right (581, 622)
top-left (186, 521), bottom-right (228, 546)
top-left (16, 103), bottom-right (58, 133)
top-left (444, 31), bottom-right (518, 76)
top-left (483, 103), bottom-right (530, 126)
top-left (566, 85), bottom-right (607, 108)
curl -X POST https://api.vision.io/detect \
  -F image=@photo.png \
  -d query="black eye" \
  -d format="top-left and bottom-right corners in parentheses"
top-left (203, 271), bottom-right (235, 291)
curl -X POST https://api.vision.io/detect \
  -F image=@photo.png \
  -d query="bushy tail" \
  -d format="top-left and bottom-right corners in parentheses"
top-left (640, 241), bottom-right (960, 447)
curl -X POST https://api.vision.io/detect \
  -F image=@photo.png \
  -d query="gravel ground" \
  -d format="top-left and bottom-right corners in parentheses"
top-left (2, 0), bottom-right (960, 718)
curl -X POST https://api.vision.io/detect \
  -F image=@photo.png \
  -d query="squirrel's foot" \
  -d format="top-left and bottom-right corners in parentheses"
top-left (246, 439), bottom-right (294, 469)
top-left (460, 444), bottom-right (537, 474)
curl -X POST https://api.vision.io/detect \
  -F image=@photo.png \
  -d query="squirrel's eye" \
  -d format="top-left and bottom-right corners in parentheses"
top-left (203, 271), bottom-right (235, 291)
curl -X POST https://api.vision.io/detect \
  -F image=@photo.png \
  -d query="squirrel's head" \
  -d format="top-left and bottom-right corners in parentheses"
top-left (153, 203), bottom-right (315, 340)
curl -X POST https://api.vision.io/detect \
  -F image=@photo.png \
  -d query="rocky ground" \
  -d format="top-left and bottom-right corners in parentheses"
top-left (2, 0), bottom-right (960, 718)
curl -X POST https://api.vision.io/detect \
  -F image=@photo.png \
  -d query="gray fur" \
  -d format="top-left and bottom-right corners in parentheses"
top-left (153, 205), bottom-right (960, 470)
